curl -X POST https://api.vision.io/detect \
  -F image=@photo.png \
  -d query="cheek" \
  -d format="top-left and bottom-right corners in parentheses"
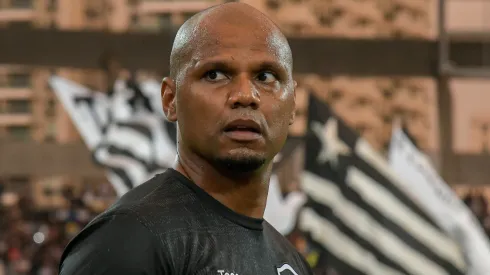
top-left (177, 87), bottom-right (225, 134)
top-left (266, 101), bottom-right (294, 138)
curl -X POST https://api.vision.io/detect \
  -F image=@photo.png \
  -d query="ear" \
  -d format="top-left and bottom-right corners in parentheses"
top-left (161, 77), bottom-right (177, 122)
top-left (289, 80), bottom-right (297, 125)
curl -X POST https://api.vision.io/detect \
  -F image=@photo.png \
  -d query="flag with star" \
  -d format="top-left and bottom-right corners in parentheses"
top-left (298, 94), bottom-right (466, 275)
top-left (50, 75), bottom-right (177, 196)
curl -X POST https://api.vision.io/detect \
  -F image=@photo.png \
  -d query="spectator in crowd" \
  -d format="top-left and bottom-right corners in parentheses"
top-left (462, 190), bottom-right (490, 238)
top-left (0, 181), bottom-right (116, 275)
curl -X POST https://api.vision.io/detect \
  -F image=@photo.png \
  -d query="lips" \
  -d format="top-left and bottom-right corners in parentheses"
top-left (223, 119), bottom-right (263, 141)
top-left (223, 119), bottom-right (262, 134)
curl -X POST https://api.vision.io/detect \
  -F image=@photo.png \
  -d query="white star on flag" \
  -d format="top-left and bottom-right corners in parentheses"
top-left (311, 117), bottom-right (351, 167)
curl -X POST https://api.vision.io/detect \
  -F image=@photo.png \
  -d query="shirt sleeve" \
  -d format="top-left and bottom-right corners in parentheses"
top-left (59, 212), bottom-right (170, 275)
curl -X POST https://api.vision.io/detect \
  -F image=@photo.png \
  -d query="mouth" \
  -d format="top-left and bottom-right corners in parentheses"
top-left (223, 119), bottom-right (263, 141)
top-left (224, 125), bottom-right (261, 134)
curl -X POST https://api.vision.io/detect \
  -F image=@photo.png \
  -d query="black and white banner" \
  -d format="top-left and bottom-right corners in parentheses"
top-left (389, 127), bottom-right (490, 275)
top-left (49, 76), bottom-right (176, 196)
top-left (299, 94), bottom-right (466, 275)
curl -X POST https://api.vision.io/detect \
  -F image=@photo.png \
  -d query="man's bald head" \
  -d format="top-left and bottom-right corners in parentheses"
top-left (169, 2), bottom-right (293, 82)
top-left (161, 2), bottom-right (297, 176)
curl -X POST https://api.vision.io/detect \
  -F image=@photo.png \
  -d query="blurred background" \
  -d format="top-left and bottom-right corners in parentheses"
top-left (0, 0), bottom-right (490, 274)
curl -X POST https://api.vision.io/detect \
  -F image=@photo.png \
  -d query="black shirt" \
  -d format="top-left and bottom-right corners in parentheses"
top-left (59, 169), bottom-right (313, 275)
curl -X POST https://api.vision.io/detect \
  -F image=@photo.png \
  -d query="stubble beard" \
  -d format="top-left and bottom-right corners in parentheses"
top-left (212, 153), bottom-right (266, 175)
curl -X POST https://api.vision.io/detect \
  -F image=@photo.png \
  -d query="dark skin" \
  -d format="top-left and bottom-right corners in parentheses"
top-left (161, 3), bottom-right (296, 219)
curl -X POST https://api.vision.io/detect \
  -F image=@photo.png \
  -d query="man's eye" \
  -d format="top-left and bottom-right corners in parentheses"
top-left (256, 72), bottom-right (277, 83)
top-left (204, 70), bottom-right (227, 81)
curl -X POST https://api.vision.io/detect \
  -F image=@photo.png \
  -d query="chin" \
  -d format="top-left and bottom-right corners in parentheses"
top-left (214, 148), bottom-right (267, 174)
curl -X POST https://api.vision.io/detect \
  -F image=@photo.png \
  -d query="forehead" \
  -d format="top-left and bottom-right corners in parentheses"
top-left (190, 22), bottom-right (291, 66)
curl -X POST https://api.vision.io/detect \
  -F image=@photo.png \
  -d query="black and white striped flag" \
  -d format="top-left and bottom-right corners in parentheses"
top-left (92, 78), bottom-right (177, 195)
top-left (49, 76), bottom-right (177, 196)
top-left (299, 94), bottom-right (466, 275)
top-left (389, 126), bottom-right (490, 275)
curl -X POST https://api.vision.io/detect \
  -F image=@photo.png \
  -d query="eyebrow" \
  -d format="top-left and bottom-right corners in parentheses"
top-left (256, 61), bottom-right (286, 73)
top-left (193, 60), bottom-right (231, 71)
top-left (193, 59), bottom-right (288, 74)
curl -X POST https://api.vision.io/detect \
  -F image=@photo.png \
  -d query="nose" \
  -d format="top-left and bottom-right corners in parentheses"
top-left (227, 74), bottom-right (260, 109)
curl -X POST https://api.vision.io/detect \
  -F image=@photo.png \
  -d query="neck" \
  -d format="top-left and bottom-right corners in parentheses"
top-left (174, 147), bottom-right (272, 220)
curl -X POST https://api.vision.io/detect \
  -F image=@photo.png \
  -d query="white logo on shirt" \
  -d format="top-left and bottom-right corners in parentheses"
top-left (216, 263), bottom-right (298, 275)
top-left (217, 270), bottom-right (238, 275)
top-left (276, 263), bottom-right (299, 275)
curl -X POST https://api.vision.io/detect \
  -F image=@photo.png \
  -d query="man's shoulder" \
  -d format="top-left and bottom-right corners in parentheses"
top-left (84, 169), bottom-right (218, 240)
top-left (60, 169), bottom-right (204, 274)
top-left (59, 210), bottom-right (169, 274)
top-left (112, 169), bottom-right (191, 206)
top-left (105, 169), bottom-right (201, 223)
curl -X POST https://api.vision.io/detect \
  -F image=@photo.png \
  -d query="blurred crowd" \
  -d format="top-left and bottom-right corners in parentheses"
top-left (0, 182), bottom-right (490, 275)
top-left (0, 183), bottom-right (116, 275)
top-left (462, 191), bottom-right (490, 238)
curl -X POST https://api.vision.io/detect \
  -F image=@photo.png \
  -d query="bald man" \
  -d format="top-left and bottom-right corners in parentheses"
top-left (59, 3), bottom-right (313, 275)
